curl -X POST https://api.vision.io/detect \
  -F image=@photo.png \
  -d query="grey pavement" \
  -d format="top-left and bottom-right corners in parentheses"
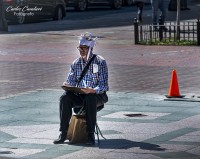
top-left (1, 90), bottom-right (200, 159)
top-left (1, 1), bottom-right (200, 159)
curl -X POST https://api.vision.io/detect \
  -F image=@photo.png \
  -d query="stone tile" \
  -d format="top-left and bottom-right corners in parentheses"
top-left (101, 152), bottom-right (162, 159)
top-left (55, 147), bottom-right (163, 159)
top-left (184, 131), bottom-right (200, 136)
top-left (144, 128), bottom-right (198, 143)
top-left (0, 142), bottom-right (53, 150)
top-left (7, 138), bottom-right (54, 145)
top-left (0, 131), bottom-right (16, 142)
top-left (98, 121), bottom-right (176, 141)
top-left (154, 151), bottom-right (199, 158)
top-left (0, 124), bottom-right (58, 138)
top-left (54, 147), bottom-right (113, 159)
top-left (168, 114), bottom-right (200, 129)
top-left (0, 147), bottom-right (44, 158)
top-left (187, 146), bottom-right (200, 156)
top-left (114, 144), bottom-right (196, 154)
top-left (171, 136), bottom-right (200, 143)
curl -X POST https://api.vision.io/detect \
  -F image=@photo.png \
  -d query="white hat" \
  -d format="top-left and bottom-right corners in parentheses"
top-left (79, 32), bottom-right (97, 61)
top-left (79, 32), bottom-right (97, 47)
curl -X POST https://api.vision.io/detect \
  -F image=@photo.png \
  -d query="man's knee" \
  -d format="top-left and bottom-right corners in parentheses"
top-left (60, 92), bottom-right (73, 103)
top-left (84, 94), bottom-right (98, 108)
top-left (84, 94), bottom-right (96, 102)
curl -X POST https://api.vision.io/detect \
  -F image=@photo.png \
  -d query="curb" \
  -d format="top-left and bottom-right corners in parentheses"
top-left (164, 96), bottom-right (200, 102)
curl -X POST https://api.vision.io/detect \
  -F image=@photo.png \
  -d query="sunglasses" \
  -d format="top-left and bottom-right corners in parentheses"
top-left (77, 46), bottom-right (89, 51)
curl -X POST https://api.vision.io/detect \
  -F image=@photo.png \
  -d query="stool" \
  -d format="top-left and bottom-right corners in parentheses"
top-left (73, 104), bottom-right (106, 145)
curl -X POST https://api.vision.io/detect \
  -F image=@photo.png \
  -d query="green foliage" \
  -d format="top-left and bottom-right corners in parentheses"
top-left (140, 39), bottom-right (197, 46)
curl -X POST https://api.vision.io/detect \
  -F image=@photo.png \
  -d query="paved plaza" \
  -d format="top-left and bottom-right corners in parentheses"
top-left (1, 1), bottom-right (200, 159)
top-left (1, 90), bottom-right (200, 159)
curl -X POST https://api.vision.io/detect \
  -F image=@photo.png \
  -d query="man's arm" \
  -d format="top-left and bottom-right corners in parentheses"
top-left (66, 64), bottom-right (77, 87)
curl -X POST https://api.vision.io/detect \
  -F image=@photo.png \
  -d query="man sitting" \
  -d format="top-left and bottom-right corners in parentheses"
top-left (53, 32), bottom-right (109, 145)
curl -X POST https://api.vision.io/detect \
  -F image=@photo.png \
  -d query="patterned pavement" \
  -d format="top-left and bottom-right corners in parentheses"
top-left (1, 90), bottom-right (200, 159)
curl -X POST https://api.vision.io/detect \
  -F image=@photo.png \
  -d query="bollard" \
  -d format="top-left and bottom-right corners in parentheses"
top-left (134, 18), bottom-right (139, 44)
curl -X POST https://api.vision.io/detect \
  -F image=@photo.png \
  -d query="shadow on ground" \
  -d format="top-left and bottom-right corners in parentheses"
top-left (98, 139), bottom-right (166, 151)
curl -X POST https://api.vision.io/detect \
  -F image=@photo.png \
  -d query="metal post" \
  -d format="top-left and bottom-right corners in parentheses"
top-left (159, 16), bottom-right (163, 41)
top-left (197, 18), bottom-right (200, 46)
top-left (150, 25), bottom-right (152, 43)
top-left (176, 0), bottom-right (181, 41)
top-left (134, 18), bottom-right (139, 44)
top-left (0, 0), bottom-right (8, 32)
top-left (139, 25), bottom-right (143, 41)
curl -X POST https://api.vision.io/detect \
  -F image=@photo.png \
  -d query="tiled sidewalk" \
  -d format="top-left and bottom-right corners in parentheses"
top-left (1, 90), bottom-right (200, 159)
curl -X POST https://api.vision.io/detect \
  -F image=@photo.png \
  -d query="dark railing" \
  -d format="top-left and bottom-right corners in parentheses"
top-left (134, 18), bottom-right (200, 45)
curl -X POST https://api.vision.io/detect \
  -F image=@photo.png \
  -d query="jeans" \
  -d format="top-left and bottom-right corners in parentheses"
top-left (59, 92), bottom-right (107, 133)
top-left (135, 2), bottom-right (144, 22)
top-left (151, 0), bottom-right (167, 26)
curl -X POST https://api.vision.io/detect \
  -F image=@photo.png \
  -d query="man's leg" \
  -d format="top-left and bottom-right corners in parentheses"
top-left (159, 0), bottom-right (166, 25)
top-left (54, 92), bottom-right (83, 144)
top-left (84, 94), bottom-right (97, 134)
top-left (151, 0), bottom-right (159, 29)
top-left (137, 2), bottom-right (144, 23)
top-left (84, 94), bottom-right (106, 145)
top-left (159, 0), bottom-right (168, 31)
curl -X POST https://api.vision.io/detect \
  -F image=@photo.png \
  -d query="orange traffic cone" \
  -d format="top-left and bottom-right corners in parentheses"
top-left (167, 70), bottom-right (183, 98)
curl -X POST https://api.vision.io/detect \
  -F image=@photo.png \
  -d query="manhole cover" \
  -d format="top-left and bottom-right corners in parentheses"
top-left (124, 113), bottom-right (147, 117)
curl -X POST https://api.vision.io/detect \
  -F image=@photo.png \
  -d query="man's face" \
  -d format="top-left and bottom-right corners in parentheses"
top-left (77, 45), bottom-right (89, 58)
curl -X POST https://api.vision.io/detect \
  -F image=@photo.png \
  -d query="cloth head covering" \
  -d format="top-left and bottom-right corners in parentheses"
top-left (79, 32), bottom-right (97, 61)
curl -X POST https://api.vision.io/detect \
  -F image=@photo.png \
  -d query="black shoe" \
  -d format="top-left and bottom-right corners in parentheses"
top-left (137, 17), bottom-right (142, 24)
top-left (86, 133), bottom-right (95, 145)
top-left (53, 132), bottom-right (66, 144)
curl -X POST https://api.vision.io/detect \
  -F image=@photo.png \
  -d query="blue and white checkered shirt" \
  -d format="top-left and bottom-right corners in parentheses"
top-left (67, 54), bottom-right (109, 94)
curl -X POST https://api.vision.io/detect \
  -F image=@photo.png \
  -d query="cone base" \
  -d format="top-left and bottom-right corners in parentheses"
top-left (165, 95), bottom-right (185, 98)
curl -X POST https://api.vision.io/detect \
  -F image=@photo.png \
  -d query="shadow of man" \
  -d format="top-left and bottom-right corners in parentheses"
top-left (99, 139), bottom-right (166, 151)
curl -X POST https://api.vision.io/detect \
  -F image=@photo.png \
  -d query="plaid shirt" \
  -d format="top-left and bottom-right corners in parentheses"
top-left (67, 54), bottom-right (109, 94)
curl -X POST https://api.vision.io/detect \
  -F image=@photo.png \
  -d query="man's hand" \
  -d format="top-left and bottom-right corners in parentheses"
top-left (81, 87), bottom-right (96, 94)
top-left (62, 81), bottom-right (69, 86)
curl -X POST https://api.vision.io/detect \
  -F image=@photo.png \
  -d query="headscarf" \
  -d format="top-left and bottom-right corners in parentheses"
top-left (79, 32), bottom-right (97, 62)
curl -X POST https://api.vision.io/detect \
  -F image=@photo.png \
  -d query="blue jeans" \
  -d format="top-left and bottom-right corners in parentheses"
top-left (151, 0), bottom-right (167, 26)
top-left (135, 2), bottom-right (144, 22)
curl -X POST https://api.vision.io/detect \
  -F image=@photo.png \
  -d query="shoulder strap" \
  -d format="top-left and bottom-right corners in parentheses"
top-left (77, 54), bottom-right (97, 86)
